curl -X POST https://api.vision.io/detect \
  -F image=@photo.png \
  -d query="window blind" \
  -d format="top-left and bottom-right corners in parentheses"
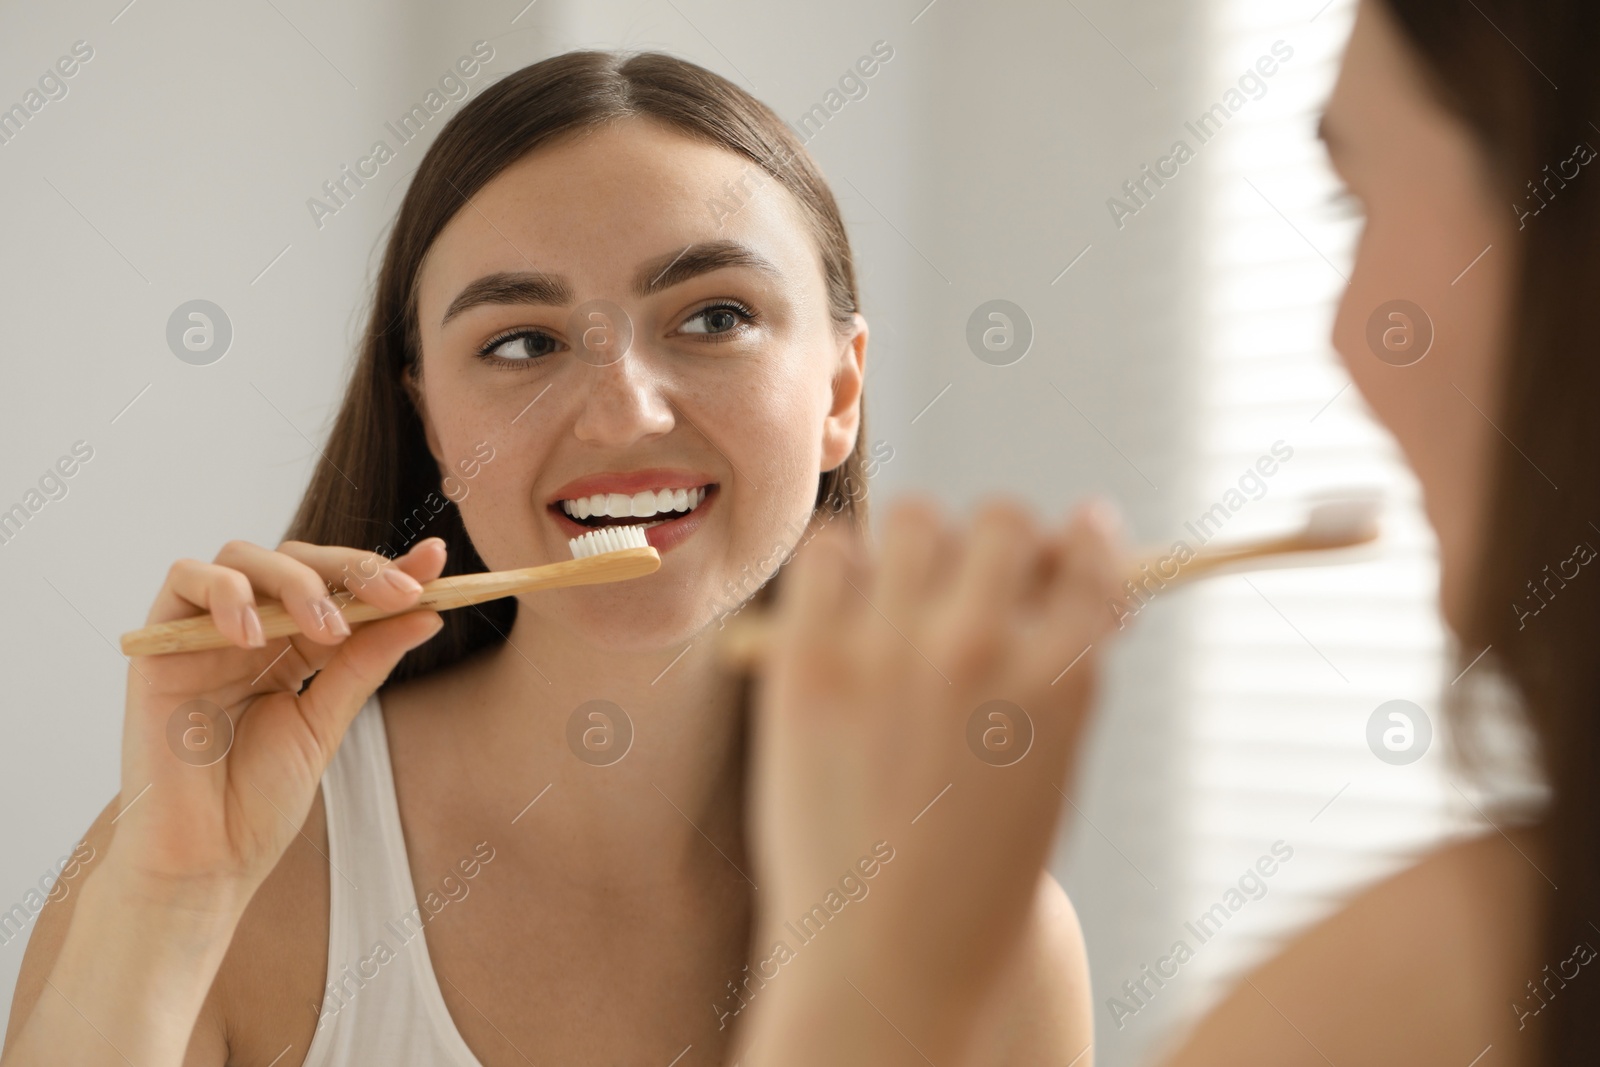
top-left (1166, 0), bottom-right (1467, 1028)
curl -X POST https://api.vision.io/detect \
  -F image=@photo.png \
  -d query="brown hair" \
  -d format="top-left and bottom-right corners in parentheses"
top-left (1382, 0), bottom-right (1600, 1058)
top-left (284, 50), bottom-right (869, 684)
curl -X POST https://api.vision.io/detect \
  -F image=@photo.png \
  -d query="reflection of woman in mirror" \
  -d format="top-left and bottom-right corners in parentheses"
top-left (4, 52), bottom-right (1121, 1067)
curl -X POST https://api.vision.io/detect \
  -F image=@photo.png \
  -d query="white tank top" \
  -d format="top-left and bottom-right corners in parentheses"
top-left (301, 693), bottom-right (485, 1067)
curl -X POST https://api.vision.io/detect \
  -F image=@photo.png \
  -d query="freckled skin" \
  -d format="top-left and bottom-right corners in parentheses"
top-left (411, 117), bottom-right (867, 656)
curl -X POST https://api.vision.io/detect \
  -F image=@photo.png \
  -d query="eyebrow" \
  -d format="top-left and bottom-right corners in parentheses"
top-left (439, 240), bottom-right (782, 326)
top-left (440, 271), bottom-right (573, 326)
top-left (634, 241), bottom-right (781, 299)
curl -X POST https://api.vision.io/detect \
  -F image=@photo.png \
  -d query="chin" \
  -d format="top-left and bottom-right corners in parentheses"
top-left (549, 588), bottom-right (728, 654)
top-left (1429, 507), bottom-right (1483, 645)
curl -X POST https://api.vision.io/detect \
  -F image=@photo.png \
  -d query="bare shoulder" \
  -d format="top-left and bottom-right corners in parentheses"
top-left (4, 786), bottom-right (333, 1067)
top-left (968, 870), bottom-right (1094, 1066)
top-left (1159, 826), bottom-right (1550, 1067)
top-left (2, 795), bottom-right (229, 1063)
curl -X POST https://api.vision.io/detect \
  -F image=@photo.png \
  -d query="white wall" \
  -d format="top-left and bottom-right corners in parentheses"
top-left (0, 0), bottom-right (475, 1007)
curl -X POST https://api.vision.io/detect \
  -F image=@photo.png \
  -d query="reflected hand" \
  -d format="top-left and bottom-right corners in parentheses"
top-left (743, 496), bottom-right (1124, 1064)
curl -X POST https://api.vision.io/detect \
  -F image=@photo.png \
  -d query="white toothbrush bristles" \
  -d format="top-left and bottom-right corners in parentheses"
top-left (1302, 495), bottom-right (1383, 546)
top-left (569, 524), bottom-right (652, 559)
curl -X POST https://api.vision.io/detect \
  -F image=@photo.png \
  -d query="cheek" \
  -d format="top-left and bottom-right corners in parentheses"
top-left (708, 347), bottom-right (830, 475)
top-left (426, 381), bottom-right (548, 525)
top-left (1336, 193), bottom-right (1503, 440)
top-left (699, 350), bottom-right (834, 555)
top-left (1334, 193), bottom-right (1513, 624)
top-left (756, 371), bottom-right (826, 458)
top-left (457, 452), bottom-right (532, 526)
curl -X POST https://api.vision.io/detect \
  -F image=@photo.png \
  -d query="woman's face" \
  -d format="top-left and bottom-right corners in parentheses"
top-left (411, 117), bottom-right (865, 651)
top-left (1323, 0), bottom-right (1517, 631)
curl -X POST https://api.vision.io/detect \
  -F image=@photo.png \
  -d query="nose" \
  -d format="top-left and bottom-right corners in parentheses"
top-left (570, 348), bottom-right (676, 449)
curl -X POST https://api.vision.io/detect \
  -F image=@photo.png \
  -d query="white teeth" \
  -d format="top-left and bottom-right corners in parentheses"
top-left (559, 485), bottom-right (710, 521)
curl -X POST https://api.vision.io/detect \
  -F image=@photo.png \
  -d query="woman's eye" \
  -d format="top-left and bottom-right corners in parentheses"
top-left (680, 303), bottom-right (753, 337)
top-left (480, 329), bottom-right (562, 363)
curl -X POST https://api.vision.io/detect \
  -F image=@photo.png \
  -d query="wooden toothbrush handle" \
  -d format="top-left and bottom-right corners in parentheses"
top-left (713, 531), bottom-right (1375, 669)
top-left (119, 548), bottom-right (660, 657)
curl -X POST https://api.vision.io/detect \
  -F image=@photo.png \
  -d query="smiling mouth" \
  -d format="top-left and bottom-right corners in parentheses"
top-left (554, 485), bottom-right (713, 530)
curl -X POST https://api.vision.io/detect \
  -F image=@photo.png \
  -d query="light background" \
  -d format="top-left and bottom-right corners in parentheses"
top-left (0, 1), bottom-right (1490, 1063)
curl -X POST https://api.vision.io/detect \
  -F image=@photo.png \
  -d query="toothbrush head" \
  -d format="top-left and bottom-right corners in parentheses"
top-left (569, 524), bottom-right (652, 560)
top-left (1302, 494), bottom-right (1383, 547)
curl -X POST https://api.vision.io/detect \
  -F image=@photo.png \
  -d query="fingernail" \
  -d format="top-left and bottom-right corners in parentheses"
top-left (382, 567), bottom-right (423, 595)
top-left (241, 604), bottom-right (265, 647)
top-left (316, 596), bottom-right (351, 637)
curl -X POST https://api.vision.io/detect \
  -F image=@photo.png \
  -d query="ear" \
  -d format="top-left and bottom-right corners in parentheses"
top-left (403, 364), bottom-right (445, 466)
top-left (821, 313), bottom-right (868, 472)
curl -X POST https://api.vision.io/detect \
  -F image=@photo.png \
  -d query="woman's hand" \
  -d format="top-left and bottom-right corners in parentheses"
top-left (106, 536), bottom-right (448, 912)
top-left (741, 497), bottom-right (1124, 1065)
top-left (2, 538), bottom-right (450, 1067)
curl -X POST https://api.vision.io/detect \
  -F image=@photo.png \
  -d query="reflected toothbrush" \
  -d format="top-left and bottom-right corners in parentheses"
top-left (715, 496), bottom-right (1384, 667)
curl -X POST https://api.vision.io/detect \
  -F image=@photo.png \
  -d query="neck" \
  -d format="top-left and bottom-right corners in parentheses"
top-left (459, 604), bottom-right (749, 873)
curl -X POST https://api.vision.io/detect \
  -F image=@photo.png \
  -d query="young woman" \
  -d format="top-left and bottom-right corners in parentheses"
top-left (1156, 0), bottom-right (1600, 1063)
top-left (0, 52), bottom-right (1121, 1067)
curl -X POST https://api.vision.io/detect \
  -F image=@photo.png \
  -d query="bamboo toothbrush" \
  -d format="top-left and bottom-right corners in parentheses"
top-left (119, 526), bottom-right (659, 657)
top-left (1134, 496), bottom-right (1382, 584)
top-left (714, 496), bottom-right (1383, 666)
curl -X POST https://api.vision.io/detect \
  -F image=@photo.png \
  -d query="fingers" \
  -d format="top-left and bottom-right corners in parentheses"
top-left (278, 536), bottom-right (448, 606)
top-left (875, 496), bottom-right (1125, 693)
top-left (149, 537), bottom-right (450, 657)
top-left (769, 518), bottom-right (867, 681)
top-left (1020, 499), bottom-right (1126, 684)
top-left (776, 520), bottom-right (858, 627)
top-left (767, 496), bottom-right (1126, 702)
top-left (203, 541), bottom-right (354, 646)
top-left (874, 496), bottom-right (949, 618)
top-left (152, 560), bottom-right (264, 649)
top-left (296, 610), bottom-right (444, 760)
top-left (387, 536), bottom-right (449, 585)
top-left (1054, 500), bottom-right (1125, 625)
top-left (935, 499), bottom-right (1043, 683)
